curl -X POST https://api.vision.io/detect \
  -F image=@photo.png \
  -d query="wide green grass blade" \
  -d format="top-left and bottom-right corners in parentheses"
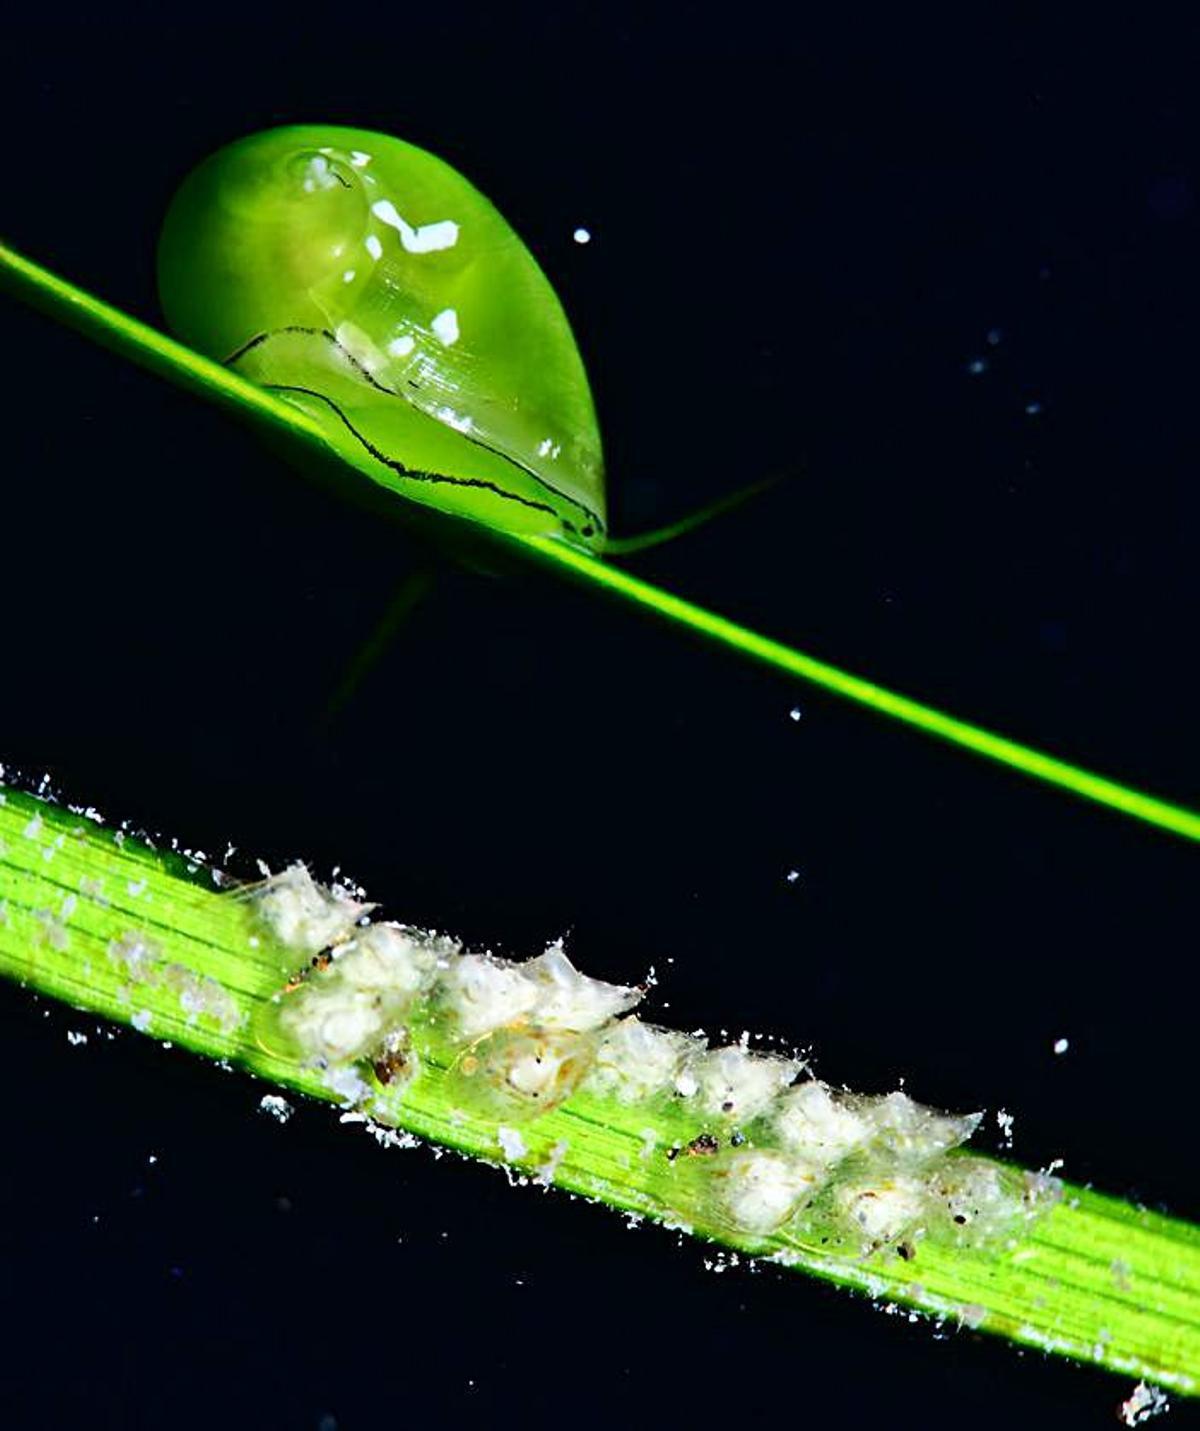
top-left (4, 238), bottom-right (1198, 844)
top-left (0, 781), bottom-right (1197, 1397)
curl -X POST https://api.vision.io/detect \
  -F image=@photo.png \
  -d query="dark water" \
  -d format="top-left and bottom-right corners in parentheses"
top-left (2, 10), bottom-right (1198, 1427)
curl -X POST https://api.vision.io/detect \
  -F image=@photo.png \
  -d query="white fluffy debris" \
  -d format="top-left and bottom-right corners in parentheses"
top-left (773, 1080), bottom-right (874, 1166)
top-left (535, 1139), bottom-right (570, 1186)
top-left (1119, 1381), bottom-right (1170, 1426)
top-left (497, 1126), bottom-right (528, 1161)
top-left (323, 1064), bottom-right (370, 1106)
top-left (521, 942), bottom-right (641, 1031)
top-left (254, 864), bottom-right (373, 953)
top-left (107, 931), bottom-right (159, 982)
top-left (584, 1018), bottom-right (696, 1103)
top-left (258, 1094), bottom-right (294, 1124)
top-left (719, 1150), bottom-right (819, 1235)
top-left (834, 1174), bottom-right (926, 1246)
top-left (678, 1044), bottom-right (801, 1121)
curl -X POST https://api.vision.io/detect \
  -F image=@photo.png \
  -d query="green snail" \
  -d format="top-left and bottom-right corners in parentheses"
top-left (157, 124), bottom-right (607, 549)
top-left (4, 125), bottom-right (1199, 841)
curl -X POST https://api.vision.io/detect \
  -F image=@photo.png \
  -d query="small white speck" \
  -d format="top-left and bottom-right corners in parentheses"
top-left (387, 334), bottom-right (416, 358)
top-left (259, 1094), bottom-right (294, 1124)
top-left (785, 869), bottom-right (801, 885)
top-left (148, 1154), bottom-right (158, 1165)
top-left (431, 308), bottom-right (460, 346)
top-left (342, 269), bottom-right (357, 284)
top-left (67, 1030), bottom-right (88, 1047)
top-left (127, 879), bottom-right (148, 897)
top-left (132, 1009), bottom-right (152, 1033)
top-left (1053, 1037), bottom-right (1069, 1055)
top-left (23, 815), bottom-right (43, 840)
top-left (789, 707), bottom-right (802, 722)
top-left (966, 357), bottom-right (988, 376)
top-left (365, 234), bottom-right (383, 260)
top-left (350, 150), bottom-right (372, 167)
top-left (573, 226), bottom-right (591, 244)
top-left (1025, 400), bottom-right (1043, 416)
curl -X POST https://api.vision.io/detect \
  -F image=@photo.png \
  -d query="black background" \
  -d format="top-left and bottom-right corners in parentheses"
top-left (2, 8), bottom-right (1198, 1427)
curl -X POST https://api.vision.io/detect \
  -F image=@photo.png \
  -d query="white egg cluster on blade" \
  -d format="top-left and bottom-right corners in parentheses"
top-left (251, 864), bottom-right (1056, 1259)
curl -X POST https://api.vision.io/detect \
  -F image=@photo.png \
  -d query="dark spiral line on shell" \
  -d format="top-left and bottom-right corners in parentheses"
top-left (226, 326), bottom-right (604, 537)
top-left (260, 382), bottom-right (573, 528)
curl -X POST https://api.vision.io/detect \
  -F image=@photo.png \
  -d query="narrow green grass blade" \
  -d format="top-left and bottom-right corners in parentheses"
top-left (3, 236), bottom-right (1200, 845)
top-left (0, 241), bottom-right (324, 447)
top-left (509, 534), bottom-right (1200, 843)
top-left (1, 781), bottom-right (1197, 1396)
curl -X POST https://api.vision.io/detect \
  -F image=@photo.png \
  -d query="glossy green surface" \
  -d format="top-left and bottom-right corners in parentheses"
top-left (158, 125), bottom-right (606, 548)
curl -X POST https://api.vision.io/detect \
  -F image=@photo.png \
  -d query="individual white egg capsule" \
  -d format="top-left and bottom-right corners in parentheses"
top-left (448, 1026), bottom-right (598, 1121)
top-left (439, 953), bottom-right (540, 1041)
top-left (772, 1080), bottom-right (874, 1167)
top-left (862, 1091), bottom-right (981, 1164)
top-left (716, 1150), bottom-right (821, 1236)
top-left (923, 1157), bottom-right (1027, 1248)
top-left (276, 982), bottom-right (388, 1063)
top-left (252, 864), bottom-right (373, 953)
top-left (521, 942), bottom-right (642, 1031)
top-left (833, 1173), bottom-right (926, 1247)
top-left (679, 1044), bottom-right (801, 1121)
top-left (334, 923), bottom-right (448, 997)
top-left (583, 1018), bottom-right (697, 1104)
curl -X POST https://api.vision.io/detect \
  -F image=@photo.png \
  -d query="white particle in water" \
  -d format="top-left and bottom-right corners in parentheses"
top-left (966, 357), bottom-right (988, 376)
top-left (1119, 1380), bottom-right (1170, 1426)
top-left (573, 227), bottom-right (591, 244)
top-left (1053, 1037), bottom-right (1069, 1055)
top-left (259, 1094), bottom-right (293, 1124)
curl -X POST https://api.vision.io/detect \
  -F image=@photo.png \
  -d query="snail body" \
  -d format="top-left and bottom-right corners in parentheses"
top-left (157, 125), bottom-right (606, 548)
